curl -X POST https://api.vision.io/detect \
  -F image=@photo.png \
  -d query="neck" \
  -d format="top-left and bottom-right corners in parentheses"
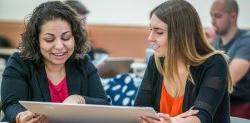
top-left (221, 26), bottom-right (238, 45)
top-left (45, 63), bottom-right (66, 85)
top-left (45, 63), bottom-right (65, 74)
top-left (176, 59), bottom-right (188, 79)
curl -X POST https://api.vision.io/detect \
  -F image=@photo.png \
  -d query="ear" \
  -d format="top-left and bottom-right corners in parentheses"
top-left (230, 12), bottom-right (237, 20)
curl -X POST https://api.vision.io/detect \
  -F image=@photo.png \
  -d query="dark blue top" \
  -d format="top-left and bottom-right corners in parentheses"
top-left (213, 29), bottom-right (250, 103)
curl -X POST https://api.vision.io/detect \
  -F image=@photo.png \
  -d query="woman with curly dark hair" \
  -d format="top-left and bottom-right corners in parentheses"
top-left (1, 1), bottom-right (109, 123)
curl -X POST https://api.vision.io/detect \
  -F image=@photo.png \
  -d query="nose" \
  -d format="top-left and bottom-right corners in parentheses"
top-left (54, 39), bottom-right (64, 50)
top-left (147, 31), bottom-right (155, 43)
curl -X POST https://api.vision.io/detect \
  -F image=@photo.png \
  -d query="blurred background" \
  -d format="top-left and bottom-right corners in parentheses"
top-left (0, 0), bottom-right (249, 58)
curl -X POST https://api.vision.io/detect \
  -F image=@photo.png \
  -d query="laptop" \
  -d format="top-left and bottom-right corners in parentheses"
top-left (20, 101), bottom-right (158, 123)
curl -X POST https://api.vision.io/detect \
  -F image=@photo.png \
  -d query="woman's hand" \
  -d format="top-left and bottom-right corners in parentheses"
top-left (139, 113), bottom-right (171, 123)
top-left (16, 111), bottom-right (48, 123)
top-left (63, 94), bottom-right (85, 104)
top-left (138, 109), bottom-right (199, 123)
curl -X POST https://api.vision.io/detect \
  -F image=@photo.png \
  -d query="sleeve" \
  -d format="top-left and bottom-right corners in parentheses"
top-left (134, 56), bottom-right (155, 107)
top-left (193, 54), bottom-right (229, 123)
top-left (82, 59), bottom-right (110, 105)
top-left (1, 53), bottom-right (29, 123)
top-left (234, 36), bottom-right (250, 61)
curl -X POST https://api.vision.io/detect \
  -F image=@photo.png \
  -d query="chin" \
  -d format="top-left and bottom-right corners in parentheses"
top-left (154, 52), bottom-right (165, 58)
top-left (51, 59), bottom-right (68, 65)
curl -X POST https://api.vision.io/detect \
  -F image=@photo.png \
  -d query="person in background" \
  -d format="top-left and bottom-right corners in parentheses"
top-left (1, 1), bottom-right (109, 122)
top-left (135, 0), bottom-right (233, 123)
top-left (210, 0), bottom-right (250, 119)
top-left (64, 0), bottom-right (95, 60)
top-left (0, 36), bottom-right (12, 61)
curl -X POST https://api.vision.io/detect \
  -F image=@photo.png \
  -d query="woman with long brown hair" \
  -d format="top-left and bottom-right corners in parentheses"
top-left (135, 0), bottom-right (232, 123)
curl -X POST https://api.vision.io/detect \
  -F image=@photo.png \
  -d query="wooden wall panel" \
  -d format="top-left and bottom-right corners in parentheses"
top-left (0, 22), bottom-right (24, 47)
top-left (0, 22), bottom-right (149, 58)
top-left (88, 25), bottom-right (148, 58)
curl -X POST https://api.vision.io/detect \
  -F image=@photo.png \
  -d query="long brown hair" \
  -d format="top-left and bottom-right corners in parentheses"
top-left (151, 0), bottom-right (233, 97)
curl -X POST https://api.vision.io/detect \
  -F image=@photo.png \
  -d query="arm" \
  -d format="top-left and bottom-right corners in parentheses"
top-left (134, 56), bottom-right (155, 107)
top-left (229, 37), bottom-right (250, 85)
top-left (1, 54), bottom-right (29, 122)
top-left (83, 61), bottom-right (110, 105)
top-left (139, 55), bottom-right (229, 123)
top-left (193, 54), bottom-right (229, 123)
top-left (229, 59), bottom-right (249, 86)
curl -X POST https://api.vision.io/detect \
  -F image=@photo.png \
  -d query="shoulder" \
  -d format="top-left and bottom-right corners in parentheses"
top-left (236, 30), bottom-right (250, 44)
top-left (72, 54), bottom-right (97, 74)
top-left (192, 54), bottom-right (228, 72)
top-left (206, 54), bottom-right (227, 64)
top-left (239, 29), bottom-right (250, 38)
top-left (4, 52), bottom-right (34, 77)
top-left (6, 52), bottom-right (31, 68)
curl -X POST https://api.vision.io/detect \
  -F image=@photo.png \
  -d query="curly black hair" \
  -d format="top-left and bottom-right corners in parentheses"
top-left (19, 1), bottom-right (89, 62)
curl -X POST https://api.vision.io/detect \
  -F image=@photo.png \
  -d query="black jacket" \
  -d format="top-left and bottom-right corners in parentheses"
top-left (1, 52), bottom-right (109, 122)
top-left (135, 54), bottom-right (230, 123)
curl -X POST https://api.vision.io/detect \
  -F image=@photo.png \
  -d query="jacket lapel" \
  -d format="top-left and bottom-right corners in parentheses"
top-left (36, 63), bottom-right (51, 102)
top-left (65, 61), bottom-right (83, 95)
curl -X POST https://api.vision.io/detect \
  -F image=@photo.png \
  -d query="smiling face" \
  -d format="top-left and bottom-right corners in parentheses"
top-left (148, 14), bottom-right (168, 57)
top-left (39, 19), bottom-right (75, 66)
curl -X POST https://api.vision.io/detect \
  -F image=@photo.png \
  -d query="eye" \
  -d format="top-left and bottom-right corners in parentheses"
top-left (61, 33), bottom-right (72, 41)
top-left (43, 37), bottom-right (54, 43)
top-left (156, 31), bottom-right (164, 35)
top-left (214, 13), bottom-right (222, 18)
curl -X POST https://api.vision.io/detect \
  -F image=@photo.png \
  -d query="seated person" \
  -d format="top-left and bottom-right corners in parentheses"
top-left (0, 36), bottom-right (12, 61)
top-left (135, 0), bottom-right (232, 123)
top-left (1, 1), bottom-right (109, 123)
top-left (65, 0), bottom-right (95, 61)
top-left (210, 0), bottom-right (250, 119)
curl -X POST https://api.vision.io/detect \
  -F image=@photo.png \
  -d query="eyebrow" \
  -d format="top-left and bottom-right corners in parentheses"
top-left (62, 31), bottom-right (72, 35)
top-left (152, 27), bottom-right (167, 31)
top-left (43, 31), bottom-right (71, 36)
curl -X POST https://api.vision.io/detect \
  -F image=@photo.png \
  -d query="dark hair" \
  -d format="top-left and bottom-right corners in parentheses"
top-left (20, 1), bottom-right (89, 62)
top-left (64, 0), bottom-right (89, 15)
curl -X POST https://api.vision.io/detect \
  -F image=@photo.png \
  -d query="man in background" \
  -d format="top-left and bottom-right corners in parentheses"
top-left (210, 0), bottom-right (250, 119)
top-left (65, 0), bottom-right (95, 60)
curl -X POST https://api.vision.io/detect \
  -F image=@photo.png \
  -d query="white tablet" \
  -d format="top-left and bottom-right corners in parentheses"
top-left (19, 101), bottom-right (158, 123)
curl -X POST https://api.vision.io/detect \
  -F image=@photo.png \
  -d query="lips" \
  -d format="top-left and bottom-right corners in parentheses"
top-left (51, 52), bottom-right (67, 60)
top-left (53, 53), bottom-right (65, 56)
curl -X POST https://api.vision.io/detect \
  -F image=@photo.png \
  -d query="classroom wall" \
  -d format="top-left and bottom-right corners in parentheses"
top-left (0, 0), bottom-right (250, 27)
top-left (0, 0), bottom-right (249, 58)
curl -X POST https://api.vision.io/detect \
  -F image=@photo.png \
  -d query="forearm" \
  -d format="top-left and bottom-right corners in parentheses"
top-left (229, 59), bottom-right (250, 86)
top-left (4, 103), bottom-right (26, 123)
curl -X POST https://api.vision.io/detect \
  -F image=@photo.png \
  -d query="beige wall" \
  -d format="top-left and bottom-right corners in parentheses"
top-left (0, 22), bottom-right (148, 59)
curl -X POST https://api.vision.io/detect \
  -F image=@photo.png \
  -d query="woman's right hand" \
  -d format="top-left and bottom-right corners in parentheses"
top-left (16, 111), bottom-right (48, 123)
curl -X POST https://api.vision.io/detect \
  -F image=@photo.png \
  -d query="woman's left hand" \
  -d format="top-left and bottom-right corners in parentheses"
top-left (139, 113), bottom-right (172, 123)
top-left (139, 109), bottom-right (199, 123)
top-left (63, 94), bottom-right (85, 104)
